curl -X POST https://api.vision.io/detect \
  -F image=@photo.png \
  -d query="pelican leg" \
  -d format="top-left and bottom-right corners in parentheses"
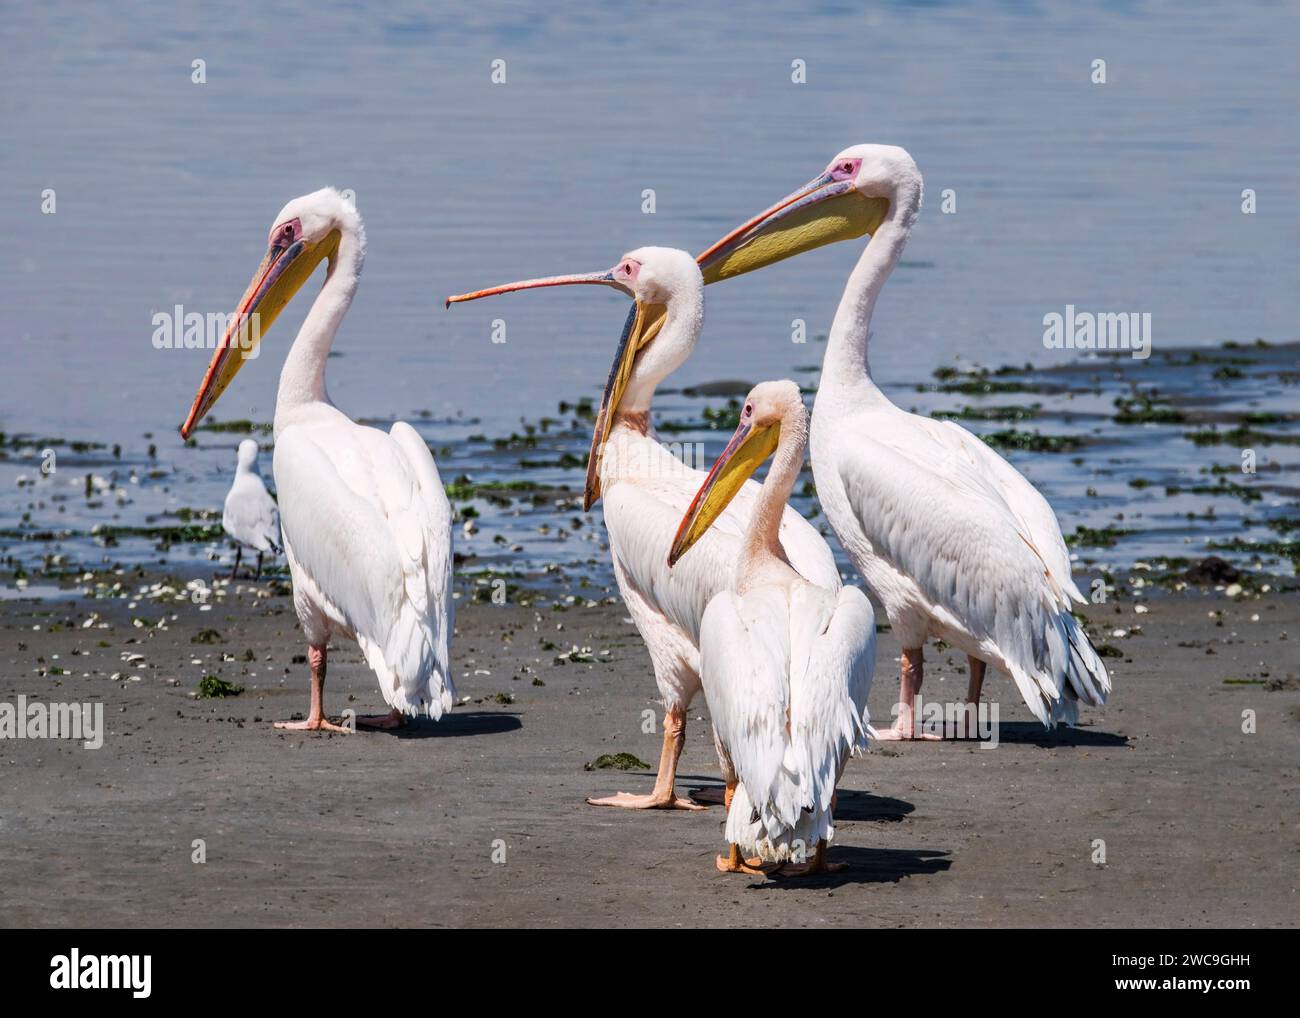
top-left (357, 708), bottom-right (407, 730)
top-left (775, 840), bottom-right (848, 877)
top-left (254, 550), bottom-right (264, 581)
top-left (229, 545), bottom-right (242, 580)
top-left (875, 646), bottom-right (940, 741)
top-left (966, 656), bottom-right (986, 703)
top-left (716, 843), bottom-right (771, 876)
top-left (274, 646), bottom-right (349, 733)
top-left (715, 781), bottom-right (771, 874)
top-left (586, 704), bottom-right (706, 810)
top-left (952, 655), bottom-right (988, 738)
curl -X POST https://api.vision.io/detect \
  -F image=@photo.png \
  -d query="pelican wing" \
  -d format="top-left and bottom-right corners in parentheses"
top-left (274, 418), bottom-right (454, 718)
top-left (836, 414), bottom-right (1104, 722)
top-left (222, 473), bottom-right (281, 553)
top-left (787, 582), bottom-right (876, 813)
top-left (702, 582), bottom-right (876, 861)
top-left (699, 588), bottom-right (793, 817)
top-left (925, 416), bottom-right (1083, 603)
top-left (388, 421), bottom-right (455, 701)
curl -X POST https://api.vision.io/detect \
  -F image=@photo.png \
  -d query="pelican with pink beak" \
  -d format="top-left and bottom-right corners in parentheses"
top-left (181, 188), bottom-right (455, 734)
top-left (447, 248), bottom-right (841, 808)
top-left (696, 145), bottom-right (1111, 737)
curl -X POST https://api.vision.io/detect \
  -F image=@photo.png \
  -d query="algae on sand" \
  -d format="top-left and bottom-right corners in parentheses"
top-left (585, 752), bottom-right (651, 772)
top-left (197, 675), bottom-right (244, 698)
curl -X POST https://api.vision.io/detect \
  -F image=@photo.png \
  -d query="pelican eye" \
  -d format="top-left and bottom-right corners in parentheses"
top-left (830, 159), bottom-right (859, 180)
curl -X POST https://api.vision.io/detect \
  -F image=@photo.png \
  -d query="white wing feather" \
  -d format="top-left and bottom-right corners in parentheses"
top-left (923, 416), bottom-right (1083, 602)
top-left (787, 583), bottom-right (876, 813)
top-left (703, 582), bottom-right (876, 862)
top-left (274, 416), bottom-right (454, 718)
top-left (835, 411), bottom-right (1108, 722)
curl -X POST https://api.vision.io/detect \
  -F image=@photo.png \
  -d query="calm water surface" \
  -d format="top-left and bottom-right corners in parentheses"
top-left (2, 2), bottom-right (1297, 581)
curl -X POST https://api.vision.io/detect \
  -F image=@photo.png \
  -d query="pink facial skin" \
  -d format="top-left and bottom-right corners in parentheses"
top-left (829, 158), bottom-right (861, 181)
top-left (269, 217), bottom-right (303, 249)
top-left (614, 258), bottom-right (641, 284)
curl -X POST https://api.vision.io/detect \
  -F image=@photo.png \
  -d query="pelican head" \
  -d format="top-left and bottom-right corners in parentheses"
top-left (668, 380), bottom-right (806, 566)
top-left (179, 188), bottom-right (363, 439)
top-left (697, 144), bottom-right (920, 284)
top-left (447, 246), bottom-right (703, 510)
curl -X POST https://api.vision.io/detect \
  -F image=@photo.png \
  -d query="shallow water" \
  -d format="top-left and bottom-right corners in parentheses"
top-left (3, 339), bottom-right (1296, 586)
top-left (2, 3), bottom-right (1298, 581)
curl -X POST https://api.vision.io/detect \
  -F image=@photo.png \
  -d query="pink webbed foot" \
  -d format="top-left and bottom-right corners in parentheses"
top-left (356, 709), bottom-right (407, 730)
top-left (274, 714), bottom-right (350, 734)
top-left (586, 791), bottom-right (706, 811)
top-left (873, 723), bottom-right (941, 742)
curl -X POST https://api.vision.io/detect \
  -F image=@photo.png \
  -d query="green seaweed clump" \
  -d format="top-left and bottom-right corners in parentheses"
top-left (585, 752), bottom-right (651, 772)
top-left (1113, 394), bottom-right (1185, 425)
top-left (1205, 538), bottom-right (1299, 568)
top-left (199, 419), bottom-right (272, 434)
top-left (1164, 479), bottom-right (1261, 503)
top-left (197, 675), bottom-right (243, 698)
top-left (933, 404), bottom-right (1042, 423)
top-left (1065, 525), bottom-right (1133, 548)
top-left (980, 430), bottom-right (1082, 453)
top-left (1185, 426), bottom-right (1300, 448)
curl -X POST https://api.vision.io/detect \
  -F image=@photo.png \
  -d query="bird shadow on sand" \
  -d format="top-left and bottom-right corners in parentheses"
top-left (684, 783), bottom-right (913, 823)
top-left (682, 779), bottom-right (725, 807)
top-left (990, 723), bottom-right (1128, 748)
top-left (372, 711), bottom-right (522, 739)
top-left (829, 788), bottom-right (915, 822)
top-left (743, 846), bottom-right (953, 891)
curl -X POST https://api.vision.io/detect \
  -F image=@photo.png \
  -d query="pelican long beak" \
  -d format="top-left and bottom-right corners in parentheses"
top-left (444, 270), bottom-right (628, 307)
top-left (668, 415), bottom-right (780, 566)
top-left (583, 298), bottom-right (666, 509)
top-left (696, 173), bottom-right (890, 284)
top-left (179, 229), bottom-right (339, 439)
top-left (444, 267), bottom-right (657, 511)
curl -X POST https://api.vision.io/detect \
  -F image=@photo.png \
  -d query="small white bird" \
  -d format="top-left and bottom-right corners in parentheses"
top-left (221, 438), bottom-right (280, 580)
top-left (697, 144), bottom-right (1111, 738)
top-left (670, 381), bottom-right (874, 876)
top-left (181, 188), bottom-right (454, 734)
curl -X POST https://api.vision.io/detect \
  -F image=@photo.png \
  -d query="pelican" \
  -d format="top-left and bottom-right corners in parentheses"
top-left (669, 380), bottom-right (873, 875)
top-left (447, 247), bottom-right (841, 807)
top-left (221, 438), bottom-right (280, 580)
top-left (696, 145), bottom-right (1111, 738)
top-left (180, 188), bottom-right (454, 733)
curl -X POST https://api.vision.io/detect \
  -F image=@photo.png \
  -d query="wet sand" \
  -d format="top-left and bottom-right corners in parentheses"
top-left (0, 577), bottom-right (1296, 928)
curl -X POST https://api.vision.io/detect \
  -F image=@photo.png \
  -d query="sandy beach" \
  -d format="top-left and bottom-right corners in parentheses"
top-left (0, 574), bottom-right (1294, 928)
